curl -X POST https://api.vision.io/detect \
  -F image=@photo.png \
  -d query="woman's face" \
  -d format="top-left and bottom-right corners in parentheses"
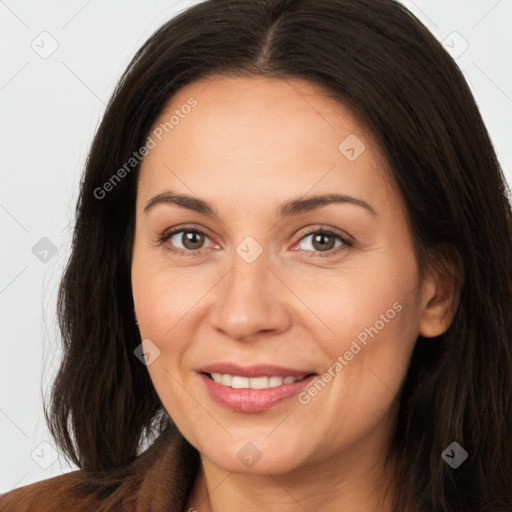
top-left (131, 76), bottom-right (445, 477)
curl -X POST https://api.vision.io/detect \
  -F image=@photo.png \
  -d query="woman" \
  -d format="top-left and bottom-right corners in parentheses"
top-left (1, 0), bottom-right (511, 510)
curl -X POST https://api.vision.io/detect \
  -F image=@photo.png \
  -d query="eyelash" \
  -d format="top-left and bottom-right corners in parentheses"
top-left (158, 224), bottom-right (353, 258)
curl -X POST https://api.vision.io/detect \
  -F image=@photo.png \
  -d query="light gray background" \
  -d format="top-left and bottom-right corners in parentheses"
top-left (1, 0), bottom-right (511, 493)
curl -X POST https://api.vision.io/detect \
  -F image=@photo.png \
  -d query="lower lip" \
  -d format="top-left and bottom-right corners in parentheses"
top-left (198, 372), bottom-right (317, 412)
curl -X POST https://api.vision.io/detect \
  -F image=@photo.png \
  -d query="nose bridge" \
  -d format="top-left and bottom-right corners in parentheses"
top-left (209, 242), bottom-right (290, 339)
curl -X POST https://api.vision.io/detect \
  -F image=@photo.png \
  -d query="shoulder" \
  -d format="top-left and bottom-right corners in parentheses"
top-left (0, 464), bottom-right (147, 512)
top-left (0, 470), bottom-right (102, 512)
top-left (0, 426), bottom-right (200, 511)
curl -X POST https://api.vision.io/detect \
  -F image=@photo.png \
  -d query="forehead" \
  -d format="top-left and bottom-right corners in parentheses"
top-left (137, 75), bottom-right (397, 217)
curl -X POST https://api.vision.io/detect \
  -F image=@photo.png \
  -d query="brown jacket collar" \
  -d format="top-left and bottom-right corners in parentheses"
top-left (0, 425), bottom-right (200, 511)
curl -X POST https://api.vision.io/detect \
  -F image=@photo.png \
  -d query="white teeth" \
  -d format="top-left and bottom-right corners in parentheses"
top-left (220, 373), bottom-right (232, 386)
top-left (269, 376), bottom-right (283, 387)
top-left (209, 373), bottom-right (300, 389)
top-left (231, 376), bottom-right (250, 389)
top-left (250, 376), bottom-right (270, 389)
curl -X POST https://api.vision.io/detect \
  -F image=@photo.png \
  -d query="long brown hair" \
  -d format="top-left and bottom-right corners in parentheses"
top-left (45, 0), bottom-right (512, 509)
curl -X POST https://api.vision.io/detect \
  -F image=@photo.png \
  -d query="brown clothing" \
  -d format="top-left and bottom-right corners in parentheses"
top-left (0, 426), bottom-right (200, 511)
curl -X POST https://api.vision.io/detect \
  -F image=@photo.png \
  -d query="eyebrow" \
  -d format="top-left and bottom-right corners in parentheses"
top-left (144, 191), bottom-right (377, 218)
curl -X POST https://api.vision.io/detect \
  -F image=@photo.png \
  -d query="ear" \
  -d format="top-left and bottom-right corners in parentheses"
top-left (418, 244), bottom-right (464, 338)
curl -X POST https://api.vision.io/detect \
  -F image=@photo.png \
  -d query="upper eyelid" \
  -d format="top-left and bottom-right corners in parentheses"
top-left (295, 225), bottom-right (353, 244)
top-left (160, 224), bottom-right (214, 243)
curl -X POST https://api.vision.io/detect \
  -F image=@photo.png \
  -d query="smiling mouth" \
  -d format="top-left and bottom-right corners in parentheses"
top-left (202, 372), bottom-right (316, 389)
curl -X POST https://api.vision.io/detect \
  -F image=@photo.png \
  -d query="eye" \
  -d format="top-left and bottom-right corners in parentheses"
top-left (160, 227), bottom-right (214, 255)
top-left (294, 229), bottom-right (352, 256)
top-left (158, 225), bottom-right (352, 257)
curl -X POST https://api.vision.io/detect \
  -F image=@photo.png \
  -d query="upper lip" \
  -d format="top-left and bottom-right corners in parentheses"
top-left (198, 363), bottom-right (317, 379)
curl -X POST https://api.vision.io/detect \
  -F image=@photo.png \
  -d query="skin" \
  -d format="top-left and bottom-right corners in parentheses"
top-left (131, 75), bottom-right (460, 511)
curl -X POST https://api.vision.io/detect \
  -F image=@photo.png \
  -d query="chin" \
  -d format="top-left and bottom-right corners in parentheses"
top-left (198, 437), bottom-right (309, 475)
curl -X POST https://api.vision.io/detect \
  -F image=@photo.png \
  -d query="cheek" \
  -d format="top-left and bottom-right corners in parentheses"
top-left (131, 247), bottom-right (210, 340)
top-left (130, 254), bottom-right (221, 415)
top-left (292, 252), bottom-right (421, 411)
top-left (289, 257), bottom-right (418, 350)
top-left (131, 258), bottom-right (204, 430)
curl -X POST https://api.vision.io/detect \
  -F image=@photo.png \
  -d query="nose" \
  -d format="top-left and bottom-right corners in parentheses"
top-left (208, 248), bottom-right (292, 341)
